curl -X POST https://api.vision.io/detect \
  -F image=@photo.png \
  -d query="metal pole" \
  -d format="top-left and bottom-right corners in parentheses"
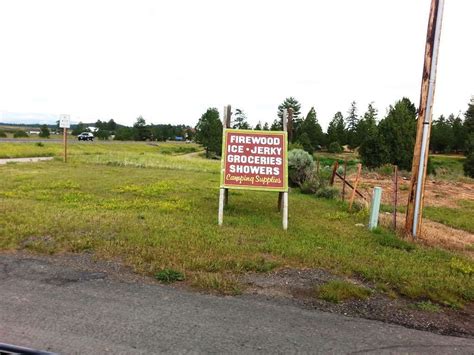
top-left (406, 0), bottom-right (445, 238)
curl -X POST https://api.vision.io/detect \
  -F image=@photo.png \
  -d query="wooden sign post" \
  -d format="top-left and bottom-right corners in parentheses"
top-left (59, 114), bottom-right (71, 163)
top-left (218, 107), bottom-right (289, 229)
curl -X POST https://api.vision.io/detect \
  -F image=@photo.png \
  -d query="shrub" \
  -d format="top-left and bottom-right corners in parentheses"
top-left (300, 176), bottom-right (322, 194)
top-left (375, 164), bottom-right (394, 177)
top-left (288, 149), bottom-right (315, 187)
top-left (35, 142), bottom-right (44, 147)
top-left (315, 186), bottom-right (339, 199)
top-left (13, 130), bottom-right (28, 138)
top-left (39, 124), bottom-right (50, 138)
top-left (288, 142), bottom-right (304, 151)
top-left (297, 132), bottom-right (313, 154)
top-left (463, 154), bottom-right (474, 178)
top-left (0, 129), bottom-right (7, 138)
top-left (359, 133), bottom-right (388, 168)
top-left (328, 141), bottom-right (343, 153)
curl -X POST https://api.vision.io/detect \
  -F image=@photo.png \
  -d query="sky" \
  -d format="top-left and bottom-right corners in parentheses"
top-left (0, 0), bottom-right (472, 129)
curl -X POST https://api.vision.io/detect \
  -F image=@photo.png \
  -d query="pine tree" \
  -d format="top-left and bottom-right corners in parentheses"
top-left (327, 112), bottom-right (345, 146)
top-left (254, 121), bottom-right (262, 130)
top-left (298, 132), bottom-right (313, 154)
top-left (378, 97), bottom-right (417, 170)
top-left (430, 115), bottom-right (453, 153)
top-left (232, 108), bottom-right (251, 130)
top-left (263, 122), bottom-right (270, 131)
top-left (448, 114), bottom-right (466, 152)
top-left (345, 101), bottom-right (360, 149)
top-left (355, 103), bottom-right (378, 148)
top-left (277, 97), bottom-right (301, 139)
top-left (298, 107), bottom-right (324, 150)
top-left (195, 108), bottom-right (223, 158)
top-left (39, 124), bottom-right (50, 138)
top-left (464, 97), bottom-right (474, 134)
top-left (270, 119), bottom-right (282, 131)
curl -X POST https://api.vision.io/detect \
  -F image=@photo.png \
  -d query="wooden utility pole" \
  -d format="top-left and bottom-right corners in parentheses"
top-left (406, 0), bottom-right (445, 238)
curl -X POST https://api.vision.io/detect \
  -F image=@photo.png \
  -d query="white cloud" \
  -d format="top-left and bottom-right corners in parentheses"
top-left (0, 0), bottom-right (472, 129)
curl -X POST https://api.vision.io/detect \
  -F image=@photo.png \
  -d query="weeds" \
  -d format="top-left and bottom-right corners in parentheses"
top-left (315, 280), bottom-right (372, 303)
top-left (191, 273), bottom-right (243, 295)
top-left (155, 269), bottom-right (185, 283)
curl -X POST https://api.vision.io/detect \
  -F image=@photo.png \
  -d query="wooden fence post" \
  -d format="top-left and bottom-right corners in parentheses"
top-left (341, 158), bottom-right (347, 201)
top-left (330, 161), bottom-right (339, 186)
top-left (349, 163), bottom-right (362, 211)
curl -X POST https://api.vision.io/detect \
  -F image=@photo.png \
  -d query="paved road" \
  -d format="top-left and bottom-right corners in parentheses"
top-left (1, 255), bottom-right (473, 354)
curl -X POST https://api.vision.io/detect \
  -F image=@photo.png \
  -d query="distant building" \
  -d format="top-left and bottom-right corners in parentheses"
top-left (175, 136), bottom-right (184, 141)
top-left (29, 130), bottom-right (40, 135)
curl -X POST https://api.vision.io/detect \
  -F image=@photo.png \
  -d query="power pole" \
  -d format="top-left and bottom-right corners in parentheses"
top-left (405, 0), bottom-right (445, 238)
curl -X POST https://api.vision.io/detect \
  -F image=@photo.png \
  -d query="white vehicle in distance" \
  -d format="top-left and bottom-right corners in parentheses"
top-left (77, 132), bottom-right (94, 141)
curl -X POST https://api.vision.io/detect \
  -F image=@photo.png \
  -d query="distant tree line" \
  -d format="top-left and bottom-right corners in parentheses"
top-left (70, 117), bottom-right (194, 142)
top-left (194, 96), bottom-right (474, 177)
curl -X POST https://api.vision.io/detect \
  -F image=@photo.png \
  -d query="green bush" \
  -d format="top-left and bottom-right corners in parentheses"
top-left (328, 141), bottom-right (343, 153)
top-left (288, 149), bottom-right (315, 187)
top-left (300, 176), bottom-right (322, 194)
top-left (463, 154), bottom-right (474, 178)
top-left (315, 186), bottom-right (339, 199)
top-left (13, 130), bottom-right (28, 138)
top-left (0, 129), bottom-right (7, 138)
top-left (288, 142), bottom-right (304, 151)
top-left (39, 125), bottom-right (50, 138)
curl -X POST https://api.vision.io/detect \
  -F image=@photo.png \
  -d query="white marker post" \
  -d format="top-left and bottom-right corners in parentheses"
top-left (59, 114), bottom-right (70, 163)
top-left (368, 187), bottom-right (382, 230)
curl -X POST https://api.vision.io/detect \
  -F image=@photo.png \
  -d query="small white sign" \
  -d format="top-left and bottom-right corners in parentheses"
top-left (59, 114), bottom-right (71, 128)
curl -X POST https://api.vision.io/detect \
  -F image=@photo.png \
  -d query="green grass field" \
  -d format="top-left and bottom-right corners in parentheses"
top-left (425, 200), bottom-right (474, 234)
top-left (0, 141), bottom-right (473, 307)
top-left (0, 140), bottom-right (200, 159)
top-left (430, 154), bottom-right (468, 181)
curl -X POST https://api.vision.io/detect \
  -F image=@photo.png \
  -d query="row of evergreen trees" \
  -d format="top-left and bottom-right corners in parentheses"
top-left (194, 97), bottom-right (474, 175)
top-left (72, 117), bottom-right (193, 142)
